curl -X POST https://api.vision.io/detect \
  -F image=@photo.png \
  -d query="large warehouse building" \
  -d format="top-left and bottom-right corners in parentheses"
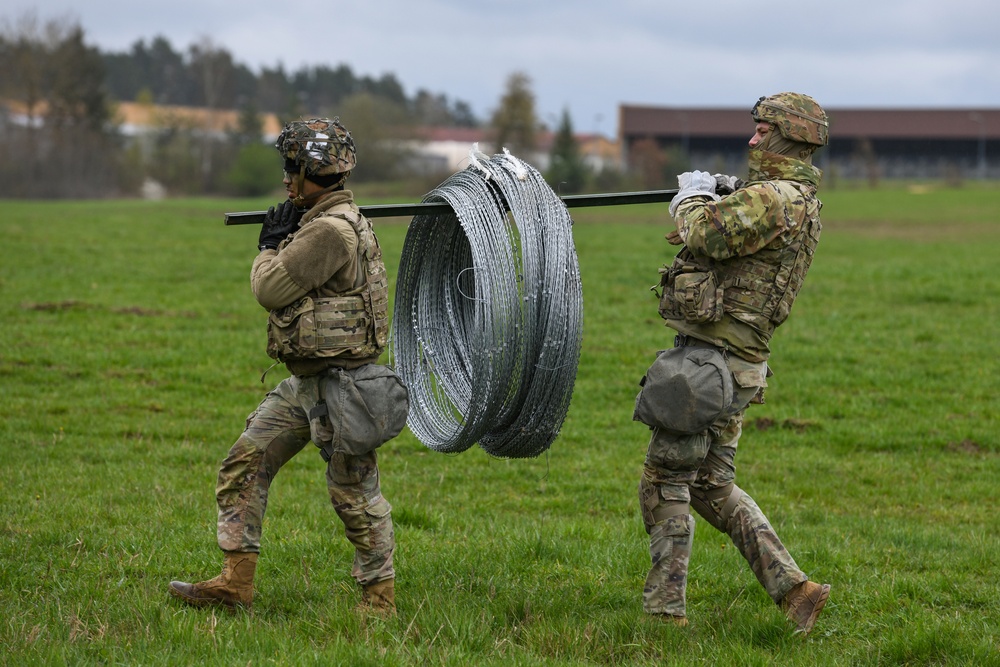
top-left (619, 104), bottom-right (1000, 180)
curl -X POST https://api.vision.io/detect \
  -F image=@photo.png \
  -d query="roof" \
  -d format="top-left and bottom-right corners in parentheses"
top-left (619, 104), bottom-right (1000, 140)
top-left (1, 98), bottom-right (284, 140)
top-left (412, 126), bottom-right (493, 143)
top-left (115, 101), bottom-right (284, 139)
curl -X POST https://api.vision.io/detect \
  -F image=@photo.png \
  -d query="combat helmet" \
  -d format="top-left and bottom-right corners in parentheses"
top-left (275, 117), bottom-right (357, 176)
top-left (751, 93), bottom-right (829, 147)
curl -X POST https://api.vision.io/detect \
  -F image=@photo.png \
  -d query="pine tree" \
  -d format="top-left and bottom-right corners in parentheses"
top-left (547, 108), bottom-right (588, 194)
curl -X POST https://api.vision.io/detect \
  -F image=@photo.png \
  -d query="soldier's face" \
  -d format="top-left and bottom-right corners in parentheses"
top-left (283, 170), bottom-right (324, 202)
top-left (749, 122), bottom-right (773, 149)
top-left (282, 170), bottom-right (298, 199)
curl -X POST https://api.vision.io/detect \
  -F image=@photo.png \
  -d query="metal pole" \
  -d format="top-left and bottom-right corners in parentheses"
top-left (223, 189), bottom-right (679, 225)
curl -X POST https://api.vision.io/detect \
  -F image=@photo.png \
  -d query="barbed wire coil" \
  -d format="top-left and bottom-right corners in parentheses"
top-left (390, 148), bottom-right (583, 458)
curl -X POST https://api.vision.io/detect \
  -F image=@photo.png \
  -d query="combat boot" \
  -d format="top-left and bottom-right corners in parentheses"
top-left (658, 614), bottom-right (688, 627)
top-left (357, 578), bottom-right (396, 616)
top-left (781, 580), bottom-right (830, 635)
top-left (169, 551), bottom-right (257, 609)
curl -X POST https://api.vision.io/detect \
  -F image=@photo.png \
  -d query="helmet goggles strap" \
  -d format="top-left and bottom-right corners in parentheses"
top-left (291, 168), bottom-right (348, 208)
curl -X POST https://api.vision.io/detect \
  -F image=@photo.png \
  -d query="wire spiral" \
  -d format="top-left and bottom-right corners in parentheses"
top-left (390, 149), bottom-right (583, 458)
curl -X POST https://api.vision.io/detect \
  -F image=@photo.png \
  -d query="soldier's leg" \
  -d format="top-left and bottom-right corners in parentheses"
top-left (639, 427), bottom-right (711, 620)
top-left (216, 378), bottom-right (312, 553)
top-left (326, 450), bottom-right (395, 586)
top-left (170, 377), bottom-right (311, 608)
top-left (690, 410), bottom-right (806, 605)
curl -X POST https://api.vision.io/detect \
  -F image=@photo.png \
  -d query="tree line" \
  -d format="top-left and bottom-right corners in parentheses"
top-left (100, 37), bottom-right (479, 129)
top-left (0, 12), bottom-right (618, 199)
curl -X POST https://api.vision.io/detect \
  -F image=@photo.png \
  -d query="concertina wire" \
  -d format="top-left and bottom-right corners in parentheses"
top-left (390, 148), bottom-right (583, 458)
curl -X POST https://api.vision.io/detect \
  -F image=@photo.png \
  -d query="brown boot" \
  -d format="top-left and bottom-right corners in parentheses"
top-left (357, 578), bottom-right (395, 616)
top-left (169, 551), bottom-right (257, 609)
top-left (781, 581), bottom-right (830, 635)
top-left (658, 614), bottom-right (688, 627)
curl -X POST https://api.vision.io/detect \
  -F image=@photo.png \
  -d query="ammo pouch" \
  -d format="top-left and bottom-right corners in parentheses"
top-left (267, 296), bottom-right (318, 359)
top-left (308, 365), bottom-right (410, 460)
top-left (657, 264), bottom-right (724, 324)
top-left (267, 294), bottom-right (371, 361)
top-left (633, 346), bottom-right (734, 434)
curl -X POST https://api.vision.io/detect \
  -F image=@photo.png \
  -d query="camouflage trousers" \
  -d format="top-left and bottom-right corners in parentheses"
top-left (639, 354), bottom-right (806, 617)
top-left (215, 373), bottom-right (395, 586)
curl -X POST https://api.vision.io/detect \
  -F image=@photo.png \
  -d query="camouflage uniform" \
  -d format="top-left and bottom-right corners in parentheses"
top-left (640, 94), bottom-right (826, 619)
top-left (215, 188), bottom-right (396, 587)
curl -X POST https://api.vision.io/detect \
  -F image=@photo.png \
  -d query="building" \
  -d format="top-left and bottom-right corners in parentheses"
top-left (618, 104), bottom-right (1000, 179)
top-left (2, 96), bottom-right (620, 181)
top-left (406, 126), bottom-right (623, 175)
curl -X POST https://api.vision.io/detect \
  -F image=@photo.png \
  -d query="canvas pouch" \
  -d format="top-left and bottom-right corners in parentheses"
top-left (633, 346), bottom-right (734, 434)
top-left (309, 365), bottom-right (410, 459)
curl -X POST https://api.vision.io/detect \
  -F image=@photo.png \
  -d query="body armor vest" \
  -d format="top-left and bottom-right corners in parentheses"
top-left (658, 180), bottom-right (821, 340)
top-left (266, 211), bottom-right (389, 362)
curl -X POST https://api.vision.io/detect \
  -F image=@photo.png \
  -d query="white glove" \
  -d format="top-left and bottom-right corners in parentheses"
top-left (669, 170), bottom-right (720, 217)
top-left (713, 173), bottom-right (744, 195)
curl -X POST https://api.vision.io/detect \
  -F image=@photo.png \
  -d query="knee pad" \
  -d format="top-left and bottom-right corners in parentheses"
top-left (690, 484), bottom-right (744, 533)
top-left (639, 476), bottom-right (690, 532)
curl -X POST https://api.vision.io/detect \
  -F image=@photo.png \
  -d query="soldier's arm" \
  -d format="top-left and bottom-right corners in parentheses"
top-left (250, 217), bottom-right (356, 310)
top-left (250, 249), bottom-right (306, 310)
top-left (673, 183), bottom-right (785, 260)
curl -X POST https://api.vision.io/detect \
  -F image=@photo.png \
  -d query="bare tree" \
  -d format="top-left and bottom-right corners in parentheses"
top-left (338, 91), bottom-right (414, 182)
top-left (629, 138), bottom-right (667, 191)
top-left (0, 11), bottom-right (120, 197)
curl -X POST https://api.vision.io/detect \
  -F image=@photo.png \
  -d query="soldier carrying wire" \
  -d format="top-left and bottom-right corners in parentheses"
top-left (634, 92), bottom-right (832, 634)
top-left (169, 118), bottom-right (408, 615)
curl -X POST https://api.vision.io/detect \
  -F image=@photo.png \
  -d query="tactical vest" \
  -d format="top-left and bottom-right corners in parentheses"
top-left (266, 211), bottom-right (389, 362)
top-left (658, 180), bottom-right (821, 339)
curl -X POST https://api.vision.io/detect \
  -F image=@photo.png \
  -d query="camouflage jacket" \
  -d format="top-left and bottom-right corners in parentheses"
top-left (252, 190), bottom-right (388, 375)
top-left (659, 150), bottom-right (823, 362)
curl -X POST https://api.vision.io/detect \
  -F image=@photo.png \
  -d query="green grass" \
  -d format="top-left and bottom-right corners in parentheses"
top-left (1, 183), bottom-right (999, 666)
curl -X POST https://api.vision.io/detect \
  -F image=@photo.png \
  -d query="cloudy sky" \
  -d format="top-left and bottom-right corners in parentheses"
top-left (11, 0), bottom-right (1000, 136)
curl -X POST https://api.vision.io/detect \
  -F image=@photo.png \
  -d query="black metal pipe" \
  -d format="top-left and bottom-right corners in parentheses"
top-left (223, 189), bottom-right (679, 225)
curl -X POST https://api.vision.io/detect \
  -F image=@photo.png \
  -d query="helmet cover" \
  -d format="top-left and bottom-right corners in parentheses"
top-left (275, 117), bottom-right (357, 176)
top-left (751, 93), bottom-right (829, 146)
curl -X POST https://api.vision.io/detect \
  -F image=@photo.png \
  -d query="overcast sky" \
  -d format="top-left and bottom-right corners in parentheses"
top-left (11, 0), bottom-right (1000, 137)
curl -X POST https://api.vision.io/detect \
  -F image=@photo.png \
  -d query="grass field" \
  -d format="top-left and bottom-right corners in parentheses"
top-left (1, 181), bottom-right (998, 666)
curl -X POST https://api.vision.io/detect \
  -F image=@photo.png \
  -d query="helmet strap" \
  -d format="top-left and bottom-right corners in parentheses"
top-left (291, 164), bottom-right (307, 207)
top-left (291, 171), bottom-right (348, 208)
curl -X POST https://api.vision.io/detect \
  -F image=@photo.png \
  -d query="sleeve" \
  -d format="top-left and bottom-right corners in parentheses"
top-left (250, 217), bottom-right (357, 310)
top-left (672, 183), bottom-right (787, 260)
top-left (250, 250), bottom-right (307, 310)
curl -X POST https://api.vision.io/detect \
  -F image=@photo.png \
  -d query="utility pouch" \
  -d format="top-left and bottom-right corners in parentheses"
top-left (310, 365), bottom-right (410, 459)
top-left (266, 295), bottom-right (317, 360)
top-left (658, 268), bottom-right (724, 324)
top-left (633, 346), bottom-right (734, 434)
top-left (267, 294), bottom-right (376, 361)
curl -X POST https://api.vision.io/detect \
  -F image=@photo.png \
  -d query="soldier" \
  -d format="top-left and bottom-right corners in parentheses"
top-left (169, 118), bottom-right (408, 615)
top-left (635, 93), bottom-right (831, 634)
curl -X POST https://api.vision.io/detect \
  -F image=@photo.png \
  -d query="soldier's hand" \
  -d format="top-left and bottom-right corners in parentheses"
top-left (258, 200), bottom-right (304, 251)
top-left (669, 170), bottom-right (719, 217)
top-left (677, 170), bottom-right (717, 194)
top-left (666, 229), bottom-right (683, 245)
top-left (713, 173), bottom-right (745, 195)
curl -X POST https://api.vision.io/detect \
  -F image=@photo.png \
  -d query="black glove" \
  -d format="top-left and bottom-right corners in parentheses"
top-left (258, 201), bottom-right (304, 251)
top-left (713, 173), bottom-right (745, 196)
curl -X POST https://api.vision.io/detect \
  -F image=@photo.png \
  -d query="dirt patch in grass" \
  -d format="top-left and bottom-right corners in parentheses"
top-left (749, 417), bottom-right (819, 433)
top-left (22, 300), bottom-right (197, 317)
top-left (946, 439), bottom-right (988, 455)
